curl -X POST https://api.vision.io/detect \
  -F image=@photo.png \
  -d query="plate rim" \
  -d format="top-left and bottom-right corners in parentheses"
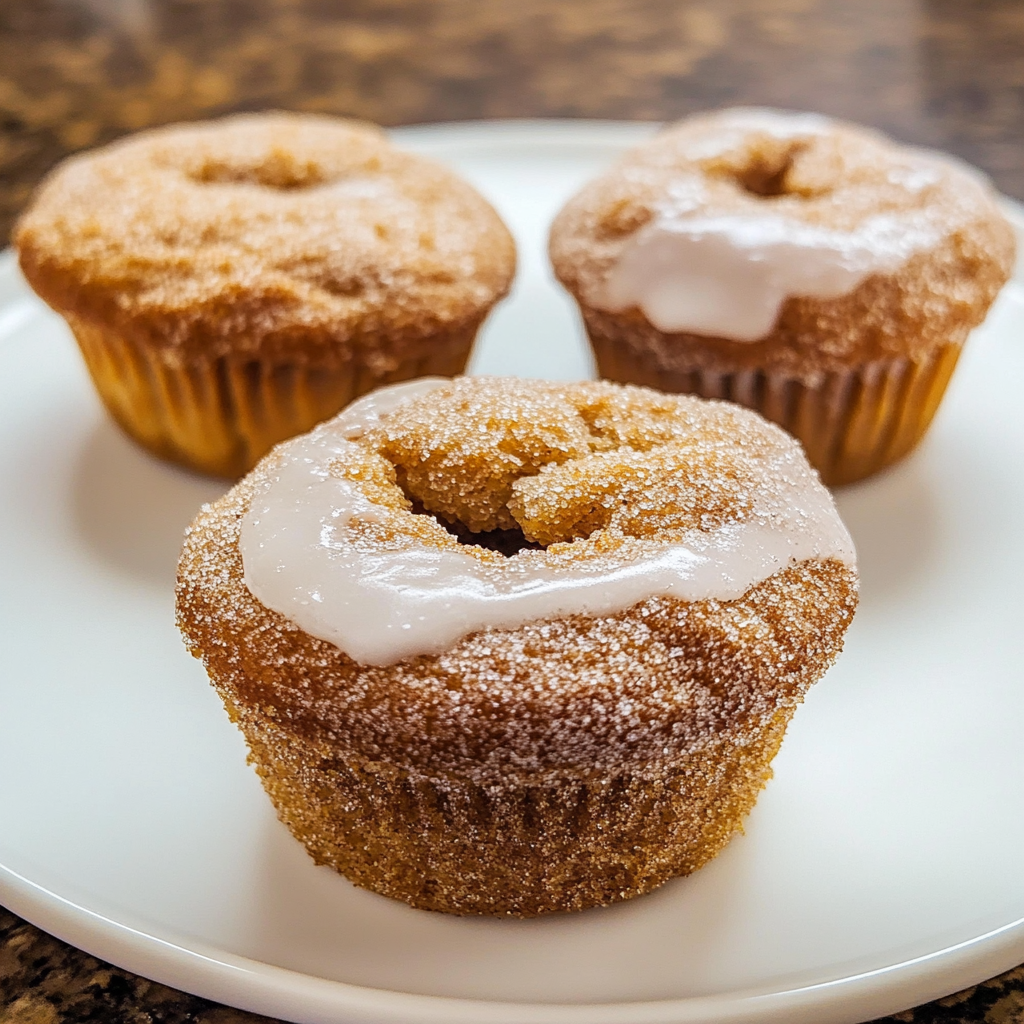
top-left (4, 861), bottom-right (1024, 1024)
top-left (2, 117), bottom-right (1023, 1024)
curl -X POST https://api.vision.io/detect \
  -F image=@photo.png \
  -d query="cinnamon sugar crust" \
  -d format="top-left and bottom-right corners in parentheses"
top-left (176, 378), bottom-right (858, 913)
top-left (550, 110), bottom-right (1014, 381)
top-left (366, 376), bottom-right (792, 549)
top-left (15, 112), bottom-right (515, 362)
top-left (232, 704), bottom-right (797, 915)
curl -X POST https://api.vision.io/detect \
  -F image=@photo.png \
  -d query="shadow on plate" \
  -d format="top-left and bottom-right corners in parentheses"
top-left (237, 778), bottom-right (760, 1004)
top-left (72, 419), bottom-right (227, 590)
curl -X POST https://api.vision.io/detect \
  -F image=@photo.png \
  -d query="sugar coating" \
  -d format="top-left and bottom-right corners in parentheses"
top-left (178, 378), bottom-right (858, 777)
top-left (239, 377), bottom-right (853, 664)
top-left (323, 375), bottom-right (847, 565)
top-left (175, 378), bottom-right (858, 913)
top-left (231, 700), bottom-right (798, 916)
top-left (15, 112), bottom-right (515, 361)
top-left (374, 375), bottom-right (775, 543)
top-left (550, 108), bottom-right (1015, 381)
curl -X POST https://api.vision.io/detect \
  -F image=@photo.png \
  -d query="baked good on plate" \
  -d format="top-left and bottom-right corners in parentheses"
top-left (176, 376), bottom-right (858, 916)
top-left (15, 113), bottom-right (516, 477)
top-left (550, 108), bottom-right (1015, 485)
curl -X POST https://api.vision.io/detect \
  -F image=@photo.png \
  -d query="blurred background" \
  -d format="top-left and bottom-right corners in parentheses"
top-left (2, 0), bottom-right (1024, 243)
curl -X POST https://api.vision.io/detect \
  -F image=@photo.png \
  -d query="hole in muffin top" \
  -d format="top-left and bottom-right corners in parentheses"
top-left (362, 379), bottom-right (766, 562)
top-left (407, 500), bottom-right (544, 556)
top-left (318, 276), bottom-right (365, 298)
top-left (706, 138), bottom-right (812, 198)
top-left (185, 151), bottom-right (332, 190)
top-left (734, 157), bottom-right (793, 197)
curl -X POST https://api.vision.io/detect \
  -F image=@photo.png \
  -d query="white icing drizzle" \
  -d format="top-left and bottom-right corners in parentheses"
top-left (598, 109), bottom-right (977, 342)
top-left (240, 381), bottom-right (856, 667)
top-left (602, 203), bottom-right (945, 341)
top-left (332, 377), bottom-right (447, 439)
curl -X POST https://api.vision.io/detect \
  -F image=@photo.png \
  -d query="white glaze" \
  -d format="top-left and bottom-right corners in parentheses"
top-left (598, 109), bottom-right (969, 341)
top-left (332, 377), bottom-right (449, 439)
top-left (601, 204), bottom-right (944, 341)
top-left (240, 381), bottom-right (855, 666)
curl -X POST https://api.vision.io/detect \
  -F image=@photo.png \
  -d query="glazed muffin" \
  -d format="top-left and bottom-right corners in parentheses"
top-left (15, 113), bottom-right (516, 477)
top-left (176, 376), bottom-right (858, 917)
top-left (550, 108), bottom-right (1015, 485)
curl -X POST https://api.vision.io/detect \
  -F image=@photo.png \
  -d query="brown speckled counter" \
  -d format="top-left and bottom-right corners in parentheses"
top-left (4, 0), bottom-right (1024, 244)
top-left (2, 1), bottom-right (1024, 1022)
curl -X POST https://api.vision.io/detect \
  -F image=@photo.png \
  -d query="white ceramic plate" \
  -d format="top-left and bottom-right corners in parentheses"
top-left (1, 121), bottom-right (1023, 1024)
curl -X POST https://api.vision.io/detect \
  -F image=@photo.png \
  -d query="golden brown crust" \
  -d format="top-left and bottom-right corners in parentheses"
top-left (176, 378), bottom-right (858, 782)
top-left (368, 376), bottom-right (781, 542)
top-left (175, 378), bottom-right (857, 913)
top-left (233, 705), bottom-right (795, 916)
top-left (180, 495), bottom-right (854, 782)
top-left (15, 112), bottom-right (516, 361)
top-left (550, 110), bottom-right (1015, 380)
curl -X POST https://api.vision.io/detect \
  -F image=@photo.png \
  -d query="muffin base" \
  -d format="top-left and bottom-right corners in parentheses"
top-left (223, 695), bottom-right (793, 918)
top-left (587, 317), bottom-right (962, 487)
top-left (68, 314), bottom-right (482, 478)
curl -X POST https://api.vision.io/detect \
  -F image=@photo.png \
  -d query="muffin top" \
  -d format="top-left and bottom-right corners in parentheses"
top-left (15, 113), bottom-right (516, 360)
top-left (550, 108), bottom-right (1015, 375)
top-left (235, 376), bottom-right (855, 663)
top-left (177, 377), bottom-right (858, 777)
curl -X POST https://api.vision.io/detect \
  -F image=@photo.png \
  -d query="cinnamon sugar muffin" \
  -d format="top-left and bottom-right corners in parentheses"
top-left (176, 376), bottom-right (858, 916)
top-left (550, 108), bottom-right (1015, 485)
top-left (14, 113), bottom-right (515, 477)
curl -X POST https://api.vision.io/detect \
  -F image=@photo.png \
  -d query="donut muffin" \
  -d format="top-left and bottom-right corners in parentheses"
top-left (176, 376), bottom-right (858, 916)
top-left (550, 108), bottom-right (1015, 485)
top-left (14, 113), bottom-right (516, 477)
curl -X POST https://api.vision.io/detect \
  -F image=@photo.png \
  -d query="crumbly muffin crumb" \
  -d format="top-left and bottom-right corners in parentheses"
top-left (345, 376), bottom-right (818, 555)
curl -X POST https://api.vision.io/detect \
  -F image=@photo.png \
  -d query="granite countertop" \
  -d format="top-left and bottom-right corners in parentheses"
top-left (2, 1), bottom-right (1024, 1022)
top-left (4, 0), bottom-right (1024, 244)
top-left (2, 903), bottom-right (1022, 1024)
